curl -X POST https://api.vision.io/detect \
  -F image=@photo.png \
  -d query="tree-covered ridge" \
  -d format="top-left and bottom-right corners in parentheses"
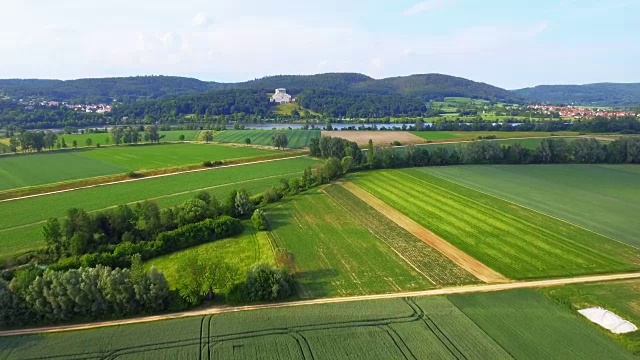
top-left (353, 74), bottom-right (521, 102)
top-left (0, 76), bottom-right (219, 103)
top-left (296, 89), bottom-right (427, 117)
top-left (0, 72), bottom-right (519, 104)
top-left (513, 83), bottom-right (640, 106)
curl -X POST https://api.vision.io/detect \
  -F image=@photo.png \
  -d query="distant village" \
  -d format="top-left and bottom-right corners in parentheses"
top-left (527, 105), bottom-right (635, 118)
top-left (19, 99), bottom-right (112, 113)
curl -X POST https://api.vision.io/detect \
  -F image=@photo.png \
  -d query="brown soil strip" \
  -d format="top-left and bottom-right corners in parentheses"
top-left (340, 182), bottom-right (509, 284)
top-left (2, 272), bottom-right (639, 337)
top-left (322, 131), bottom-right (427, 146)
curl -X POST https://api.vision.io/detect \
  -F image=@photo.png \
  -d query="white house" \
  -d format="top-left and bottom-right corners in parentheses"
top-left (271, 88), bottom-right (293, 104)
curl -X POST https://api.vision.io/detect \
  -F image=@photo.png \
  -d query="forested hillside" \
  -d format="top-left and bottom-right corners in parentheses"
top-left (354, 74), bottom-right (520, 102)
top-left (514, 83), bottom-right (640, 106)
top-left (0, 76), bottom-right (218, 103)
top-left (0, 73), bottom-right (519, 103)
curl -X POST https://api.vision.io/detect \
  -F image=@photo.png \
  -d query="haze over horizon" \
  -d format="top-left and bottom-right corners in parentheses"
top-left (1, 0), bottom-right (637, 89)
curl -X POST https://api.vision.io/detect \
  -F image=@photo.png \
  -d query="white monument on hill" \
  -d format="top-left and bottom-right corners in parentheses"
top-left (271, 88), bottom-right (293, 104)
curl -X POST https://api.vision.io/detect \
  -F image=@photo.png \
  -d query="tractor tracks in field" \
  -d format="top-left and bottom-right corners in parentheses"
top-left (2, 271), bottom-right (640, 338)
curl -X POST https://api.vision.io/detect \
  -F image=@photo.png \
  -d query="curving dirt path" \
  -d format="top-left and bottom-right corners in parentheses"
top-left (340, 182), bottom-right (509, 283)
top-left (1, 271), bottom-right (639, 337)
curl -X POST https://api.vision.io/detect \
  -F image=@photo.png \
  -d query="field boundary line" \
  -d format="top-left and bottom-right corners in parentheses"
top-left (0, 155), bottom-right (308, 203)
top-left (422, 170), bottom-right (640, 252)
top-left (2, 272), bottom-right (640, 337)
top-left (339, 182), bottom-right (508, 284)
top-left (322, 187), bottom-right (437, 285)
top-left (0, 171), bottom-right (304, 235)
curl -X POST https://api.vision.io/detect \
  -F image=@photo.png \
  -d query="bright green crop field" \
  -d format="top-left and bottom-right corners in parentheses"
top-left (540, 279), bottom-right (640, 355)
top-left (0, 143), bottom-right (280, 191)
top-left (350, 169), bottom-right (640, 279)
top-left (0, 157), bottom-right (319, 260)
top-left (146, 222), bottom-right (274, 297)
top-left (0, 290), bottom-right (633, 359)
top-left (213, 130), bottom-right (320, 148)
top-left (422, 164), bottom-right (640, 248)
top-left (267, 189), bottom-right (433, 298)
top-left (324, 185), bottom-right (478, 286)
top-left (55, 130), bottom-right (201, 146)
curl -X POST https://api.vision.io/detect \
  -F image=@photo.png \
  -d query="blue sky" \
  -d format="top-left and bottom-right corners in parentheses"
top-left (0, 0), bottom-right (637, 88)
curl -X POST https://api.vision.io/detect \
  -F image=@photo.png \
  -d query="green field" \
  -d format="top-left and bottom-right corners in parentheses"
top-left (409, 131), bottom-right (581, 142)
top-left (1, 290), bottom-right (633, 359)
top-left (213, 130), bottom-right (320, 148)
top-left (421, 164), bottom-right (640, 248)
top-left (273, 103), bottom-right (319, 116)
top-left (324, 185), bottom-right (478, 286)
top-left (350, 169), bottom-right (640, 279)
top-left (267, 189), bottom-right (433, 298)
top-left (147, 222), bottom-right (274, 297)
top-left (0, 157), bottom-right (319, 260)
top-left (540, 279), bottom-right (640, 355)
top-left (56, 130), bottom-right (202, 146)
top-left (0, 143), bottom-right (279, 191)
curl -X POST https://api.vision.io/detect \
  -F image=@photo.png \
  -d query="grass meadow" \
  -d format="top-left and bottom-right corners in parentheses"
top-left (350, 169), bottom-right (640, 279)
top-left (146, 222), bottom-right (274, 297)
top-left (267, 189), bottom-right (433, 298)
top-left (213, 130), bottom-right (321, 148)
top-left (0, 290), bottom-right (632, 359)
top-left (0, 143), bottom-right (279, 190)
top-left (0, 157), bottom-right (319, 260)
top-left (422, 164), bottom-right (640, 248)
top-left (540, 279), bottom-right (640, 355)
top-left (55, 130), bottom-right (202, 146)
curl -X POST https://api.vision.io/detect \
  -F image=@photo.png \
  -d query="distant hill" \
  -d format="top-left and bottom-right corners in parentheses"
top-left (353, 74), bottom-right (520, 102)
top-left (0, 73), bottom-right (520, 103)
top-left (0, 76), bottom-right (218, 103)
top-left (513, 83), bottom-right (640, 106)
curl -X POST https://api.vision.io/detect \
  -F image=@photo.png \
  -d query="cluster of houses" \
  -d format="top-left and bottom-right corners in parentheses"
top-left (37, 101), bottom-right (112, 113)
top-left (527, 105), bottom-right (635, 118)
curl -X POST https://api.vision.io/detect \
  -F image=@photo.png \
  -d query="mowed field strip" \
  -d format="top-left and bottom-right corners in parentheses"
top-left (0, 143), bottom-right (279, 191)
top-left (340, 182), bottom-right (508, 283)
top-left (350, 169), bottom-right (640, 279)
top-left (0, 157), bottom-right (320, 259)
top-left (214, 129), bottom-right (320, 148)
top-left (421, 164), bottom-right (640, 248)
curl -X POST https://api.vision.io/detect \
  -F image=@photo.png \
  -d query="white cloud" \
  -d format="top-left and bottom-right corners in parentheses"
top-left (191, 12), bottom-right (210, 27)
top-left (403, 0), bottom-right (454, 16)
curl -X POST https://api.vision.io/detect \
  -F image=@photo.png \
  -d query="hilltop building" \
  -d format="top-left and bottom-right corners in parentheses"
top-left (271, 88), bottom-right (293, 104)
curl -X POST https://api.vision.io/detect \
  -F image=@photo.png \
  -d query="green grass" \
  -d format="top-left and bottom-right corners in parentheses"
top-left (56, 130), bottom-right (202, 145)
top-left (1, 290), bottom-right (633, 359)
top-left (0, 143), bottom-right (279, 191)
top-left (422, 164), bottom-right (640, 248)
top-left (540, 279), bottom-right (640, 355)
top-left (324, 185), bottom-right (478, 286)
top-left (273, 103), bottom-right (319, 116)
top-left (0, 157), bottom-right (320, 260)
top-left (213, 130), bottom-right (320, 149)
top-left (267, 189), bottom-right (433, 298)
top-left (146, 222), bottom-right (274, 296)
top-left (449, 289), bottom-right (635, 359)
top-left (409, 131), bottom-right (581, 142)
top-left (350, 169), bottom-right (640, 279)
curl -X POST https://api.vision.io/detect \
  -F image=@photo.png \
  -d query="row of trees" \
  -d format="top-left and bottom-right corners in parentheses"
top-left (43, 190), bottom-right (254, 265)
top-left (0, 261), bottom-right (170, 327)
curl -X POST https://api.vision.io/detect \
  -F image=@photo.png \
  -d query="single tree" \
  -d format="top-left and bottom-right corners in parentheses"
top-left (245, 137), bottom-right (251, 145)
top-left (85, 138), bottom-right (93, 147)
